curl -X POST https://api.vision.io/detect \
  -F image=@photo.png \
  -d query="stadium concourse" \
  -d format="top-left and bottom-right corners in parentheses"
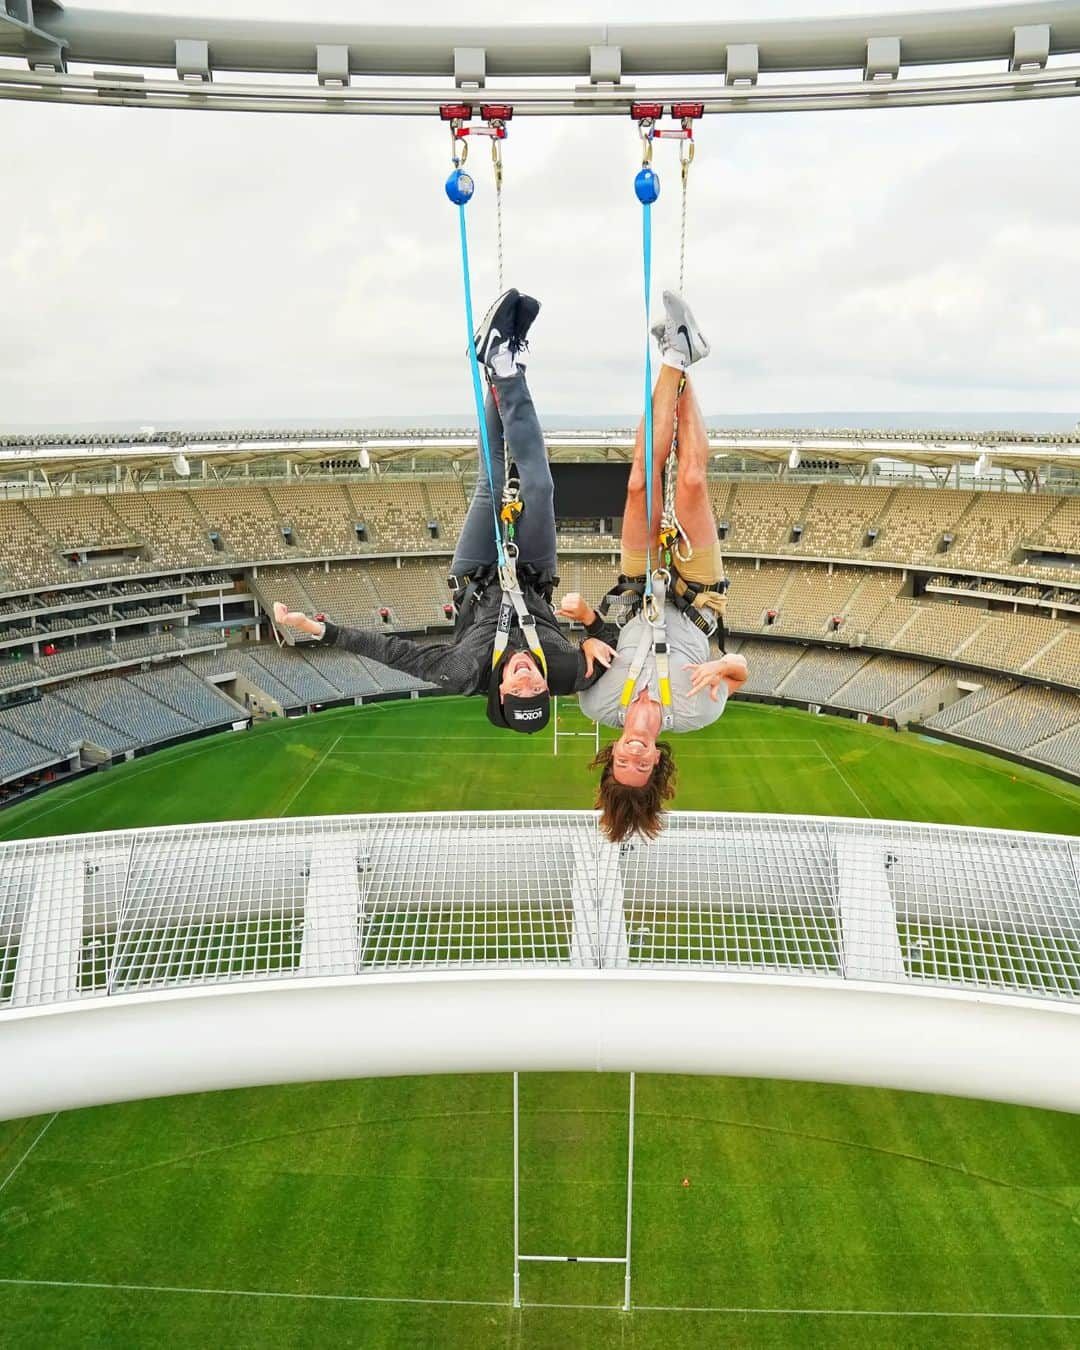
top-left (0, 438), bottom-right (1077, 803)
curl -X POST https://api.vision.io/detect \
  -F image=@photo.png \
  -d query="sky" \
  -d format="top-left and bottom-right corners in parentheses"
top-left (2, 0), bottom-right (1079, 427)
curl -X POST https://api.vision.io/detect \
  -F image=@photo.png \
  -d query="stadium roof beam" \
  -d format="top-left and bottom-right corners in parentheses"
top-left (3, 4), bottom-right (1080, 115)
top-left (2, 429), bottom-right (1078, 479)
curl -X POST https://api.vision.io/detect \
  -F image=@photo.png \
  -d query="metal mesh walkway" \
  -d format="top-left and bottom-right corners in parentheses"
top-left (2, 812), bottom-right (1078, 1013)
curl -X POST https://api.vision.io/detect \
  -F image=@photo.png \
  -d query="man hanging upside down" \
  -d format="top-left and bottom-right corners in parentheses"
top-left (273, 288), bottom-right (615, 733)
top-left (557, 292), bottom-right (748, 840)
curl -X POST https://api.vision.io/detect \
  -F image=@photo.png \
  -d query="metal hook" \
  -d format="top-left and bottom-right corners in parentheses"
top-left (639, 119), bottom-right (654, 166)
top-left (450, 121), bottom-right (469, 166)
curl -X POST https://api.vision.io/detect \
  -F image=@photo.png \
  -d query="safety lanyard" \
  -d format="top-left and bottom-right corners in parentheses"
top-left (618, 574), bottom-right (673, 731)
top-left (490, 476), bottom-right (548, 677)
top-left (491, 557), bottom-right (548, 678)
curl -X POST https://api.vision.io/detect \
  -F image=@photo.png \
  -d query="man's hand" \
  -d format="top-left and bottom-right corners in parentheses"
top-left (582, 637), bottom-right (617, 679)
top-left (556, 592), bottom-right (595, 625)
top-left (273, 601), bottom-right (322, 637)
top-left (684, 654), bottom-right (748, 701)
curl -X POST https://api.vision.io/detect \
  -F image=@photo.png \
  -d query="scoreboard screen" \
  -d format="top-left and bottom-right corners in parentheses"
top-left (551, 463), bottom-right (630, 518)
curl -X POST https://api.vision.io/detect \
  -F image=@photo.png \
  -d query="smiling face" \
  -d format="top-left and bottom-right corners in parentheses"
top-left (610, 688), bottom-right (663, 786)
top-left (499, 651), bottom-right (549, 699)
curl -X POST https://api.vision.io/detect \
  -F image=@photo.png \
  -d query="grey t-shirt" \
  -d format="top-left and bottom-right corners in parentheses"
top-left (578, 603), bottom-right (729, 732)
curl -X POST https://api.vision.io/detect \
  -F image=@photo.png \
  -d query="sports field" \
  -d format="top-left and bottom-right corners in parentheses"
top-left (0, 700), bottom-right (1078, 1349)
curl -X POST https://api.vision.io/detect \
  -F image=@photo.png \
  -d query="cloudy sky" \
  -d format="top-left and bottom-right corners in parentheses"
top-left (3, 0), bottom-right (1079, 426)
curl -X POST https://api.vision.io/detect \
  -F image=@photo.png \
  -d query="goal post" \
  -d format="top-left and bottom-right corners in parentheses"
top-left (512, 1070), bottom-right (636, 1312)
top-left (552, 695), bottom-right (600, 757)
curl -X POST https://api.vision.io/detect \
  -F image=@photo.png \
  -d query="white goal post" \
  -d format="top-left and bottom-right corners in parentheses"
top-left (552, 695), bottom-right (600, 756)
top-left (512, 1070), bottom-right (636, 1312)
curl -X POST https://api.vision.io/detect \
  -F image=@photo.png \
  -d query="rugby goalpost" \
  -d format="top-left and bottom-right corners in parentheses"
top-left (552, 696), bottom-right (600, 756)
top-left (512, 1071), bottom-right (637, 1312)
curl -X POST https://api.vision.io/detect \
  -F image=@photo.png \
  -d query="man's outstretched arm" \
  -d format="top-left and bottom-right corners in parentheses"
top-left (272, 603), bottom-right (471, 691)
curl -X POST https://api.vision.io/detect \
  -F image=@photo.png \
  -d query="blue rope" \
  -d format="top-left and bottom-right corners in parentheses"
top-left (457, 202), bottom-right (506, 568)
top-left (642, 201), bottom-right (654, 597)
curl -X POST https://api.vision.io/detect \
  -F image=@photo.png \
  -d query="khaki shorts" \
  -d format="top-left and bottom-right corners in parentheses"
top-left (619, 541), bottom-right (727, 616)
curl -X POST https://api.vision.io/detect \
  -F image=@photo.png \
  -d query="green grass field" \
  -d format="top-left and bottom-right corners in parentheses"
top-left (1, 700), bottom-right (1078, 1348)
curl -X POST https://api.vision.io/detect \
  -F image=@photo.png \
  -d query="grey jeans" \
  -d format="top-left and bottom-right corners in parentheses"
top-left (450, 369), bottom-right (556, 576)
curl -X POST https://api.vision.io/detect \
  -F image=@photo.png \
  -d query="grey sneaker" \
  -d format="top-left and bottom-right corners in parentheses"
top-left (658, 290), bottom-right (710, 367)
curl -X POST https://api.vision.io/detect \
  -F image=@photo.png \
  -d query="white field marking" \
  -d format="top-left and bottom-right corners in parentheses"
top-left (0, 1114), bottom-right (58, 1199)
top-left (333, 739), bottom-right (820, 750)
top-left (0, 1278), bottom-right (502, 1309)
top-left (0, 1281), bottom-right (1075, 1323)
top-left (816, 740), bottom-right (873, 816)
top-left (630, 1306), bottom-right (1080, 1321)
top-left (277, 734), bottom-right (342, 816)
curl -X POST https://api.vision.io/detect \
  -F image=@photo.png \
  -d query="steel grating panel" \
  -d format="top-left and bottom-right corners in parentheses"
top-left (0, 813), bottom-right (1077, 1013)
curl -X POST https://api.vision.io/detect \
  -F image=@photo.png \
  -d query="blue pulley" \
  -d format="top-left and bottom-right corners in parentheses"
top-left (634, 166), bottom-right (660, 204)
top-left (445, 168), bottom-right (475, 205)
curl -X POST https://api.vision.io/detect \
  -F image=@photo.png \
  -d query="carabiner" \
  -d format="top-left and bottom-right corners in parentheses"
top-left (639, 119), bottom-right (655, 167)
top-left (491, 134), bottom-right (503, 189)
top-left (450, 120), bottom-right (469, 167)
top-left (680, 130), bottom-right (695, 182)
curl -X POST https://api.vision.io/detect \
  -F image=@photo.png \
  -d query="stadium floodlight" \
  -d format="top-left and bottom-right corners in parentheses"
top-left (788, 447), bottom-right (801, 470)
top-left (974, 451), bottom-right (991, 476)
top-left (358, 447), bottom-right (371, 470)
top-left (172, 452), bottom-right (191, 478)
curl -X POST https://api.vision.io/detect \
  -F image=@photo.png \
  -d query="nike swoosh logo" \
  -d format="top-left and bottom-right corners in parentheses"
top-left (678, 323), bottom-right (692, 355)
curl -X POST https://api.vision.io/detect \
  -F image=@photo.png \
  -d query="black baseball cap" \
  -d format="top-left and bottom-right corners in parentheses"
top-left (486, 665), bottom-right (551, 734)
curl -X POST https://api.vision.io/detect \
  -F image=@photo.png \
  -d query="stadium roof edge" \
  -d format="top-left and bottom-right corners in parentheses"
top-left (1, 428), bottom-right (1079, 478)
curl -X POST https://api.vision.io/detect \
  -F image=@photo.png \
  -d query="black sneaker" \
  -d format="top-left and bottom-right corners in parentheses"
top-left (512, 293), bottom-right (541, 359)
top-left (472, 288), bottom-right (519, 368)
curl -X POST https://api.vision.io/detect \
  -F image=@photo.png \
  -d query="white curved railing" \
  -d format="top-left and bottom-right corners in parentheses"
top-left (1, 811), bottom-right (1077, 1118)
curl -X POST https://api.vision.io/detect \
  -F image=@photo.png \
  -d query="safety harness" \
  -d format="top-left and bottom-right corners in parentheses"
top-left (491, 474), bottom-right (548, 678)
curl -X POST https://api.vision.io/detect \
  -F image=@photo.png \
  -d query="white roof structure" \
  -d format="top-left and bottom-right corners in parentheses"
top-left (1, 427), bottom-right (1079, 480)
top-left (1, 811), bottom-right (1077, 1119)
top-left (3, 4), bottom-right (1080, 116)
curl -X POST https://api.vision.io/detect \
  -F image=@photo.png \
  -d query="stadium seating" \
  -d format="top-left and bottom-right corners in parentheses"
top-left (935, 684), bottom-right (1080, 754)
top-left (830, 655), bottom-right (939, 713)
top-left (1, 474), bottom-right (1077, 789)
top-left (54, 677), bottom-right (196, 745)
top-left (775, 648), bottom-right (873, 704)
top-left (109, 491), bottom-right (219, 568)
top-left (949, 493), bottom-right (1059, 570)
top-left (873, 488), bottom-right (973, 563)
top-left (724, 482), bottom-right (813, 552)
top-left (0, 725), bottom-right (56, 776)
top-left (125, 666), bottom-right (245, 726)
top-left (264, 482), bottom-right (359, 557)
top-left (839, 570), bottom-right (906, 636)
top-left (736, 640), bottom-right (809, 694)
top-left (786, 484), bottom-right (894, 557)
top-left (1027, 495), bottom-right (1080, 557)
top-left (190, 486), bottom-right (294, 561)
top-left (22, 494), bottom-right (137, 552)
top-left (1027, 723), bottom-right (1080, 777)
top-left (880, 668), bottom-right (964, 720)
top-left (921, 678), bottom-right (1018, 731)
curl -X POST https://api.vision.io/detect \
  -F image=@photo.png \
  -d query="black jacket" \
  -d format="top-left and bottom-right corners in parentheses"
top-left (320, 583), bottom-right (606, 696)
